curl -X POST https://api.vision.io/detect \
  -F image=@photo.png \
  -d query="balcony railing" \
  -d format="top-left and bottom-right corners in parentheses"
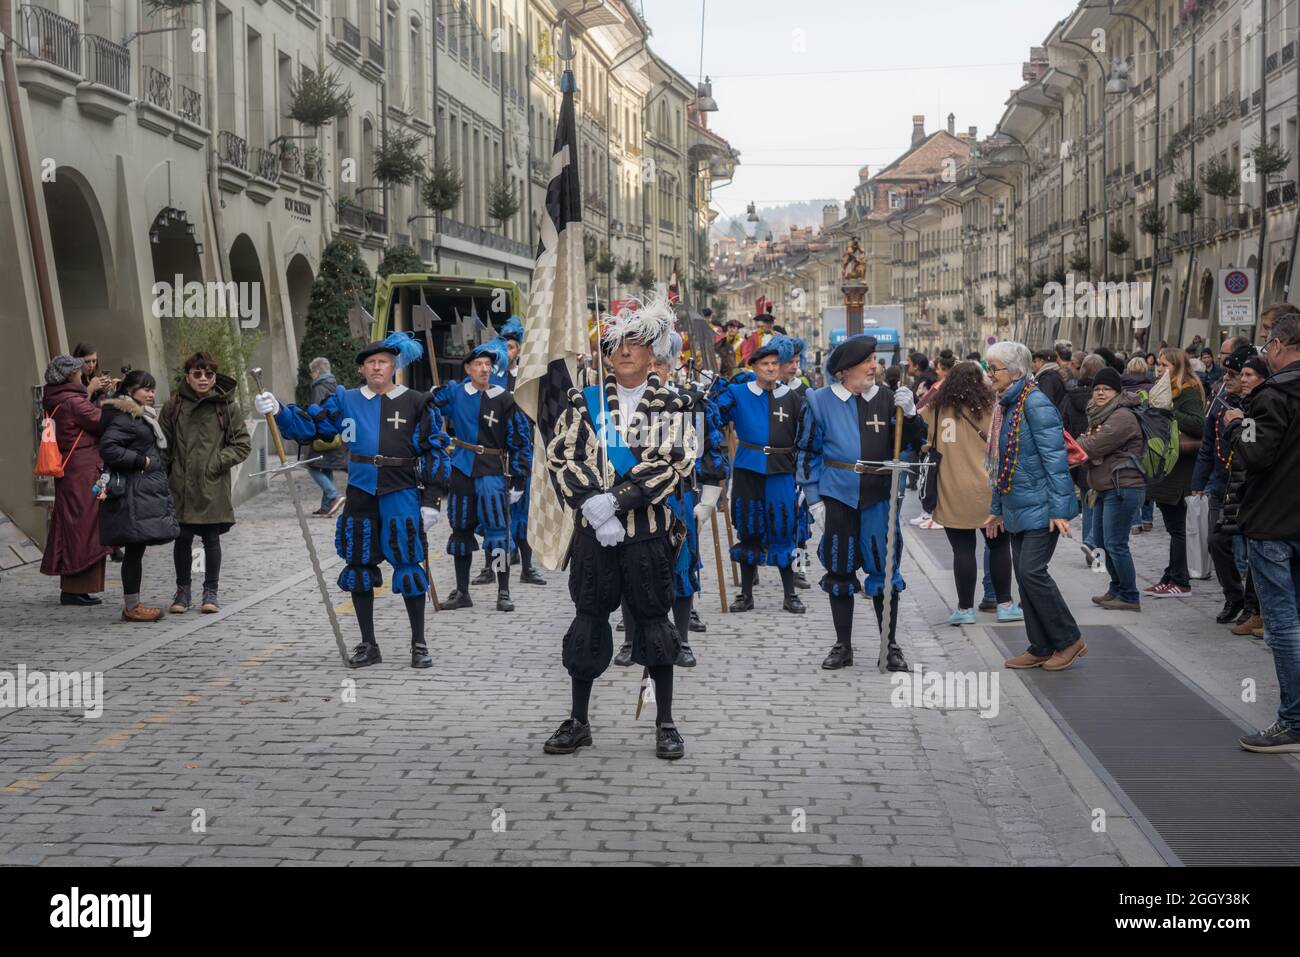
top-left (177, 84), bottom-right (202, 126)
top-left (365, 208), bottom-right (387, 233)
top-left (338, 204), bottom-right (366, 231)
top-left (19, 5), bottom-right (80, 73)
top-left (1285, 182), bottom-right (1297, 204)
top-left (1266, 51), bottom-right (1280, 74)
top-left (141, 63), bottom-right (171, 112)
top-left (419, 237), bottom-right (435, 261)
top-left (250, 146), bottom-right (281, 183)
top-left (366, 36), bottom-right (383, 68)
top-left (1267, 187), bottom-right (1280, 209)
top-left (82, 34), bottom-right (129, 93)
top-left (218, 131), bottom-right (249, 171)
top-left (440, 216), bottom-right (530, 258)
top-left (280, 149), bottom-right (302, 177)
top-left (332, 16), bottom-right (360, 51)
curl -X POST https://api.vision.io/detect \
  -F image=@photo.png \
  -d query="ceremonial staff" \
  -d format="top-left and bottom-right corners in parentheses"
top-left (248, 367), bottom-right (353, 668)
top-left (877, 408), bottom-right (906, 673)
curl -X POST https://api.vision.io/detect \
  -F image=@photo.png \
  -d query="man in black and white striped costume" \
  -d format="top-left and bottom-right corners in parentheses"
top-left (542, 296), bottom-right (697, 761)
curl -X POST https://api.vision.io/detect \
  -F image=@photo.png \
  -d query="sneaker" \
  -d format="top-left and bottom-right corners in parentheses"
top-left (996, 603), bottom-right (1025, 622)
top-left (543, 718), bottom-right (593, 755)
top-left (948, 608), bottom-right (976, 626)
top-left (311, 508), bottom-right (330, 517)
top-left (200, 587), bottom-right (219, 614)
top-left (1239, 721), bottom-right (1300, 754)
top-left (169, 586), bottom-right (191, 614)
top-left (919, 517), bottom-right (944, 530)
top-left (908, 514), bottom-right (928, 526)
top-left (1232, 614), bottom-right (1263, 636)
top-left (1151, 583), bottom-right (1190, 598)
top-left (1142, 582), bottom-right (1171, 597)
top-left (1216, 600), bottom-right (1245, 624)
top-left (1092, 592), bottom-right (1116, 605)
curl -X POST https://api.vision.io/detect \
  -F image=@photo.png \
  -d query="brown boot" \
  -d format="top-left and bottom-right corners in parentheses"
top-left (1043, 639), bottom-right (1088, 671)
top-left (1232, 614), bottom-right (1263, 636)
top-left (1004, 651), bottom-right (1052, 669)
top-left (122, 605), bottom-right (163, 623)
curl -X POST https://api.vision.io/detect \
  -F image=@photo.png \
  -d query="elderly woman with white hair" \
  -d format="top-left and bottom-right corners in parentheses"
top-left (984, 341), bottom-right (1088, 672)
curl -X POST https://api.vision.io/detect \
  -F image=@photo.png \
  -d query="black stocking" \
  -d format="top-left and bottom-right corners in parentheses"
top-left (649, 664), bottom-right (674, 725)
top-left (354, 589), bottom-right (377, 647)
top-left (518, 539), bottom-right (533, 569)
top-left (454, 554), bottom-right (471, 592)
top-left (830, 593), bottom-right (854, 648)
top-left (872, 591), bottom-right (901, 646)
top-left (741, 563), bottom-right (757, 598)
top-left (778, 565), bottom-right (795, 597)
top-left (672, 595), bottom-right (692, 643)
top-left (405, 594), bottom-right (426, 647)
top-left (571, 677), bottom-right (593, 723)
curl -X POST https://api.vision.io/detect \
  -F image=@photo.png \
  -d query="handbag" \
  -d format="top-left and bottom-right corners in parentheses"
top-left (1064, 430), bottom-right (1089, 467)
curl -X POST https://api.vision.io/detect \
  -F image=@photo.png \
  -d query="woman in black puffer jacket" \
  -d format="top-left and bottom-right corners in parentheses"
top-left (99, 370), bottom-right (179, 622)
top-left (1217, 357), bottom-right (1269, 634)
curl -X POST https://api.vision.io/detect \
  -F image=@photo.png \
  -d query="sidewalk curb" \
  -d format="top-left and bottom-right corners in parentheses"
top-left (901, 525), bottom-right (1167, 867)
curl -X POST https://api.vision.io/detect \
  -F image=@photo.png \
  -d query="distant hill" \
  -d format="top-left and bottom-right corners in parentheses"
top-left (713, 200), bottom-right (841, 241)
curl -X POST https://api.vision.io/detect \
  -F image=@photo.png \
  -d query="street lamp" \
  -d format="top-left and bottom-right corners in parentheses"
top-left (695, 77), bottom-right (718, 113)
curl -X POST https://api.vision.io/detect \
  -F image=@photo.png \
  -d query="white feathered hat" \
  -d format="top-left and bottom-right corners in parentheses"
top-left (600, 292), bottom-right (675, 359)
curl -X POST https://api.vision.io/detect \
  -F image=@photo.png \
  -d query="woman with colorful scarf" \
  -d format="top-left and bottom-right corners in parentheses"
top-left (984, 342), bottom-right (1087, 671)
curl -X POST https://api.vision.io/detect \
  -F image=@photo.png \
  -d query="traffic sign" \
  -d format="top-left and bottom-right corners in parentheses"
top-left (1218, 269), bottom-right (1256, 327)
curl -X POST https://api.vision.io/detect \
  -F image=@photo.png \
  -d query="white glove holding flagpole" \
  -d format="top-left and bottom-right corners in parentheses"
top-left (693, 484), bottom-right (722, 524)
top-left (509, 488), bottom-right (524, 505)
top-left (254, 392), bottom-right (280, 416)
top-left (582, 491), bottom-right (618, 529)
top-left (593, 515), bottom-right (626, 547)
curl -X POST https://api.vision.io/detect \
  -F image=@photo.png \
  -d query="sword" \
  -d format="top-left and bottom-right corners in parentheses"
top-left (250, 367), bottom-right (353, 669)
top-left (710, 510), bottom-right (728, 613)
top-left (877, 408), bottom-right (907, 674)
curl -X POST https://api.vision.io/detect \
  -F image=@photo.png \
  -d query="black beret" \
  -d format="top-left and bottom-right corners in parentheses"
top-left (826, 336), bottom-right (877, 377)
top-left (355, 341), bottom-right (400, 366)
top-left (1092, 366), bottom-right (1123, 393)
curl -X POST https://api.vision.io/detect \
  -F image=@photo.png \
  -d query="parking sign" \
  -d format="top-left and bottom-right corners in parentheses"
top-left (1218, 269), bottom-right (1256, 327)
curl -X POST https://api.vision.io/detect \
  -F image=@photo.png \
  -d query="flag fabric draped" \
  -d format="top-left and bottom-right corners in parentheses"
top-left (515, 67), bottom-right (586, 572)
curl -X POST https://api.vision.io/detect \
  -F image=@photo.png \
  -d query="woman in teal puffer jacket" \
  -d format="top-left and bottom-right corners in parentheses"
top-left (985, 341), bottom-right (1087, 672)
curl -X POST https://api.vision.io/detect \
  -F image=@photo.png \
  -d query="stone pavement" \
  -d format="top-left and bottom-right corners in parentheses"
top-left (0, 474), bottom-right (1182, 866)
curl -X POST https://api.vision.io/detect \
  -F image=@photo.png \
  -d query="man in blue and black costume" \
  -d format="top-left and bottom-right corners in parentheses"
top-left (796, 334), bottom-right (922, 673)
top-left (430, 337), bottom-right (532, 614)
top-left (253, 333), bottom-right (451, 669)
top-left (782, 336), bottom-right (814, 591)
top-left (711, 334), bottom-right (806, 614)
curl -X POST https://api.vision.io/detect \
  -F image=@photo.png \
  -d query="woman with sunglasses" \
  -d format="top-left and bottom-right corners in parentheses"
top-left (159, 352), bottom-right (251, 614)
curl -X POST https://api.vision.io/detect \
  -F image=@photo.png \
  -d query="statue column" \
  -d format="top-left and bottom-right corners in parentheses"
top-left (842, 280), bottom-right (867, 338)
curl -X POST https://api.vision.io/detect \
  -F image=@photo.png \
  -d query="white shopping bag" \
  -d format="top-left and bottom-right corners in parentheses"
top-left (1185, 494), bottom-right (1212, 580)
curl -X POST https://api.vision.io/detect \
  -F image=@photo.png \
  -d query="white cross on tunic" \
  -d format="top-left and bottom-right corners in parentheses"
top-left (864, 415), bottom-right (886, 433)
top-left (482, 409), bottom-right (499, 428)
top-left (387, 411), bottom-right (406, 430)
top-left (772, 405), bottom-right (789, 423)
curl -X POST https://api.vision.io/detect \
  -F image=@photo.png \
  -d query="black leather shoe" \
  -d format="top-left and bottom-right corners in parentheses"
top-left (792, 572), bottom-right (812, 589)
top-left (675, 644), bottom-right (697, 668)
top-left (543, 718), bottom-right (593, 754)
top-left (497, 591), bottom-right (514, 612)
top-left (782, 594), bottom-right (806, 614)
top-left (978, 600), bottom-right (997, 612)
top-left (471, 565), bottom-right (495, 586)
top-left (729, 594), bottom-right (754, 613)
top-left (688, 608), bottom-right (706, 632)
top-left (519, 566), bottom-right (547, 585)
top-left (410, 644), bottom-right (433, 669)
top-left (349, 642), bottom-right (382, 668)
top-left (60, 593), bottom-right (102, 606)
top-left (441, 589), bottom-right (474, 610)
top-left (822, 644), bottom-right (853, 670)
top-left (655, 723), bottom-right (685, 760)
top-left (613, 642), bottom-right (634, 667)
top-left (1216, 600), bottom-right (1245, 625)
top-left (885, 643), bottom-right (911, 673)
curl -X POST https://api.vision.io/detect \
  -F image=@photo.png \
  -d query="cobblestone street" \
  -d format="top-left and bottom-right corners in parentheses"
top-left (6, 473), bottom-right (1249, 866)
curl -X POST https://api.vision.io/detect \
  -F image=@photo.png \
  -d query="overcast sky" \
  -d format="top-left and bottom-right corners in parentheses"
top-left (639, 0), bottom-right (1078, 221)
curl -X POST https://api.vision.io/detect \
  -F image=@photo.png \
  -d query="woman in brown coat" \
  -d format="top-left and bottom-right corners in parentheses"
top-left (39, 355), bottom-right (113, 604)
top-left (921, 361), bottom-right (1019, 626)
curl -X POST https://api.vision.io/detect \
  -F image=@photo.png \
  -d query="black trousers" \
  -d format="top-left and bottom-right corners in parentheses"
top-left (562, 531), bottom-right (678, 680)
top-left (174, 523), bottom-right (224, 591)
top-left (944, 526), bottom-right (1012, 608)
top-left (121, 543), bottom-right (146, 596)
top-left (1157, 499), bottom-right (1190, 587)
top-left (1009, 529), bottom-right (1080, 655)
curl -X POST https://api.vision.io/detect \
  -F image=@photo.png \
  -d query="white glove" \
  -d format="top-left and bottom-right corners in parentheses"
top-left (581, 491), bottom-right (618, 528)
top-left (893, 386), bottom-right (916, 417)
top-left (420, 507), bottom-right (440, 533)
top-left (509, 488), bottom-right (524, 505)
top-left (593, 515), bottom-right (626, 547)
top-left (693, 484), bottom-right (722, 524)
top-left (809, 501), bottom-right (826, 527)
top-left (254, 392), bottom-right (280, 416)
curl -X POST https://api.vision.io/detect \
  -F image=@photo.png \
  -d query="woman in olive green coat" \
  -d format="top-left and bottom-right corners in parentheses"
top-left (1144, 348), bottom-right (1205, 597)
top-left (160, 353), bottom-right (252, 613)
